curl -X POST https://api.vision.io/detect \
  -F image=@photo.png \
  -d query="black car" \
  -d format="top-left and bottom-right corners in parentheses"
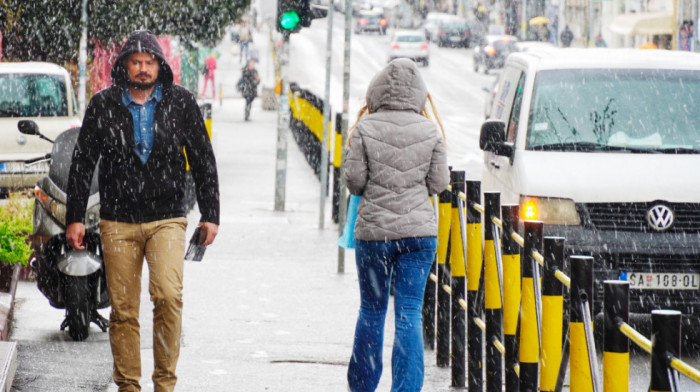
top-left (472, 34), bottom-right (518, 73)
top-left (434, 17), bottom-right (471, 48)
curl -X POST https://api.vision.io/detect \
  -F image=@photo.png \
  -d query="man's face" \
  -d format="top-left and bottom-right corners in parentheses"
top-left (125, 52), bottom-right (159, 90)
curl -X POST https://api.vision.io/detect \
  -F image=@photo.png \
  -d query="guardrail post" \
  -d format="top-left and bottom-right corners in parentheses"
top-left (466, 180), bottom-right (484, 392)
top-left (484, 192), bottom-right (502, 392)
top-left (436, 187), bottom-right (452, 368)
top-left (520, 220), bottom-right (543, 392)
top-left (331, 112), bottom-right (342, 223)
top-left (450, 171), bottom-right (467, 388)
top-left (649, 309), bottom-right (682, 392)
top-left (501, 204), bottom-right (520, 392)
top-left (603, 280), bottom-right (629, 392)
top-left (540, 237), bottom-right (565, 392)
top-left (570, 255), bottom-right (595, 392)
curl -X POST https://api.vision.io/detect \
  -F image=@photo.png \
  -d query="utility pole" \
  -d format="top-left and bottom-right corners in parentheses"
top-left (337, 0), bottom-right (353, 274)
top-left (274, 34), bottom-right (290, 212)
top-left (319, 0), bottom-right (335, 229)
top-left (78, 0), bottom-right (88, 116)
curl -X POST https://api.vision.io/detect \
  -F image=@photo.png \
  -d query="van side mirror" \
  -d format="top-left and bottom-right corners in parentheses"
top-left (479, 120), bottom-right (514, 157)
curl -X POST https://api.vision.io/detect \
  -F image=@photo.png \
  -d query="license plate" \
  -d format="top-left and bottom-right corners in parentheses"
top-left (621, 272), bottom-right (700, 290)
top-left (0, 162), bottom-right (24, 174)
top-left (449, 36), bottom-right (461, 42)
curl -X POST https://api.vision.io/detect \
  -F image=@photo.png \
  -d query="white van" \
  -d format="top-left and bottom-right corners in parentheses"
top-left (479, 47), bottom-right (700, 316)
top-left (0, 62), bottom-right (81, 191)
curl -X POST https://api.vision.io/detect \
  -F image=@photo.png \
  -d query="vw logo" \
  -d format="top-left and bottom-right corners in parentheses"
top-left (16, 134), bottom-right (26, 146)
top-left (647, 204), bottom-right (674, 231)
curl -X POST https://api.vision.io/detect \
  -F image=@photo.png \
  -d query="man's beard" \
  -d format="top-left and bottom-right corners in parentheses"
top-left (128, 79), bottom-right (157, 90)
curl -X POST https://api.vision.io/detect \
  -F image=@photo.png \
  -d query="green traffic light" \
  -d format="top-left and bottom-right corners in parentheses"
top-left (279, 10), bottom-right (301, 30)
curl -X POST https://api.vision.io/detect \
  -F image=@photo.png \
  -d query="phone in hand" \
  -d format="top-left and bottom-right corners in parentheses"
top-left (185, 227), bottom-right (207, 262)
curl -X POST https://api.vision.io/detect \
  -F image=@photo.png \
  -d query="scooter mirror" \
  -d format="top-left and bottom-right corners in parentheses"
top-left (18, 119), bottom-right (40, 135)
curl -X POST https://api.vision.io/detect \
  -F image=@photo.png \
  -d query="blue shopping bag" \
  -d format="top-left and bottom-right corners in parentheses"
top-left (337, 194), bottom-right (361, 250)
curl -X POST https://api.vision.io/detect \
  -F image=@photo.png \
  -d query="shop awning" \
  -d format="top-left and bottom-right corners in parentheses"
top-left (609, 11), bottom-right (675, 35)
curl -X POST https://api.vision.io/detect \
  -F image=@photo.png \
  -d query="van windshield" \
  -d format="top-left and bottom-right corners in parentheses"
top-left (527, 69), bottom-right (700, 153)
top-left (0, 73), bottom-right (68, 117)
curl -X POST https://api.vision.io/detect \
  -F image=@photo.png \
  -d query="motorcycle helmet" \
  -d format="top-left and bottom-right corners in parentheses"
top-left (45, 232), bottom-right (103, 276)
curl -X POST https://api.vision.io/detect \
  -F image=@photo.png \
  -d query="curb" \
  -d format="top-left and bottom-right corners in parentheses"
top-left (0, 264), bottom-right (21, 389)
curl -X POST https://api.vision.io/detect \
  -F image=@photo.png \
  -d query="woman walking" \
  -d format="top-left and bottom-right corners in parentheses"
top-left (344, 58), bottom-right (449, 392)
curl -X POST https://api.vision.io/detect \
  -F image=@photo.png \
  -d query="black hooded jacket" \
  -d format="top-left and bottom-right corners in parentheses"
top-left (66, 30), bottom-right (220, 225)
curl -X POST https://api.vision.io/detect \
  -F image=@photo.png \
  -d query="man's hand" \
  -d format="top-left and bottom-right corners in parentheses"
top-left (66, 222), bottom-right (86, 250)
top-left (198, 222), bottom-right (219, 246)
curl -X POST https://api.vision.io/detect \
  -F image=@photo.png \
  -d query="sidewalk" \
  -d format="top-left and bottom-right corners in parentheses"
top-left (7, 26), bottom-right (456, 392)
top-left (162, 28), bottom-right (454, 391)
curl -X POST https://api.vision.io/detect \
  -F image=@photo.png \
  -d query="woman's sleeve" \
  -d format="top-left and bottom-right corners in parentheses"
top-left (426, 132), bottom-right (449, 194)
top-left (343, 128), bottom-right (368, 196)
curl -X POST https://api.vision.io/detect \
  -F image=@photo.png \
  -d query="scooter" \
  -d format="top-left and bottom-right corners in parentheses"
top-left (18, 119), bottom-right (109, 341)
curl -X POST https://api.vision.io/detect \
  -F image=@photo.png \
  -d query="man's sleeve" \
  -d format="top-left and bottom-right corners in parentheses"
top-left (183, 93), bottom-right (220, 225)
top-left (66, 99), bottom-right (101, 225)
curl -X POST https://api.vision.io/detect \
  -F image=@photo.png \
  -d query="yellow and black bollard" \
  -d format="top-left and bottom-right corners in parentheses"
top-left (484, 192), bottom-right (503, 392)
top-left (649, 309), bottom-right (682, 392)
top-left (466, 180), bottom-right (483, 392)
top-left (540, 237), bottom-right (566, 392)
top-left (520, 220), bottom-right (543, 392)
top-left (200, 102), bottom-right (213, 139)
top-left (450, 171), bottom-right (467, 388)
top-left (501, 204), bottom-right (520, 392)
top-left (603, 280), bottom-right (629, 392)
top-left (435, 187), bottom-right (452, 368)
top-left (570, 255), bottom-right (595, 392)
top-left (331, 113), bottom-right (342, 223)
top-left (422, 195), bottom-right (438, 350)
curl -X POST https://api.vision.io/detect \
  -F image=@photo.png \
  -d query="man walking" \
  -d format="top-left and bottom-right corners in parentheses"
top-left (65, 30), bottom-right (220, 392)
top-left (560, 25), bottom-right (574, 47)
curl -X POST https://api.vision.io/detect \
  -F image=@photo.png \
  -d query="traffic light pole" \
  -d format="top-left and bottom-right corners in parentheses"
top-left (336, 0), bottom-right (353, 273)
top-left (274, 33), bottom-right (291, 212)
top-left (319, 0), bottom-right (334, 229)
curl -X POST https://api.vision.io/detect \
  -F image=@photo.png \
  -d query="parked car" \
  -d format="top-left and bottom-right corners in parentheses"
top-left (388, 30), bottom-right (430, 66)
top-left (479, 47), bottom-right (700, 321)
top-left (354, 9), bottom-right (387, 35)
top-left (473, 34), bottom-right (518, 73)
top-left (434, 16), bottom-right (471, 48)
top-left (0, 62), bottom-right (81, 192)
top-left (423, 12), bottom-right (453, 42)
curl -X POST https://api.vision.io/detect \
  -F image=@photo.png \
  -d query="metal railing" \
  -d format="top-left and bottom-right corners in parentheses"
top-left (422, 173), bottom-right (700, 392)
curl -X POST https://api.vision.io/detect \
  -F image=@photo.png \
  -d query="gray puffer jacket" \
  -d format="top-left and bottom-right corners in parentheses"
top-left (344, 59), bottom-right (449, 241)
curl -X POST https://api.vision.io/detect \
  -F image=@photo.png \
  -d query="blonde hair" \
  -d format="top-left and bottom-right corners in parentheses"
top-left (347, 92), bottom-right (446, 147)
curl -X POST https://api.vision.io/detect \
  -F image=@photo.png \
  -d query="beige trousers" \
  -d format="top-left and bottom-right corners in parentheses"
top-left (100, 217), bottom-right (187, 392)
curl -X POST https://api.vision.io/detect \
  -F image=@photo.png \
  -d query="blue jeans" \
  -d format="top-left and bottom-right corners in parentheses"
top-left (348, 237), bottom-right (437, 392)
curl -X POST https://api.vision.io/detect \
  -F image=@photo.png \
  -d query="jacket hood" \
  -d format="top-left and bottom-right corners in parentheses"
top-left (366, 58), bottom-right (427, 114)
top-left (111, 30), bottom-right (174, 87)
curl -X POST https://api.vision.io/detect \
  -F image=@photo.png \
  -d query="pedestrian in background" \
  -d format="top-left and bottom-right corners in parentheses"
top-left (201, 52), bottom-right (218, 99)
top-left (560, 25), bottom-right (574, 47)
top-left (594, 33), bottom-right (607, 47)
top-left (238, 24), bottom-right (252, 63)
top-left (238, 59), bottom-right (260, 121)
top-left (65, 30), bottom-right (220, 392)
top-left (343, 58), bottom-right (449, 392)
top-left (680, 21), bottom-right (693, 51)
